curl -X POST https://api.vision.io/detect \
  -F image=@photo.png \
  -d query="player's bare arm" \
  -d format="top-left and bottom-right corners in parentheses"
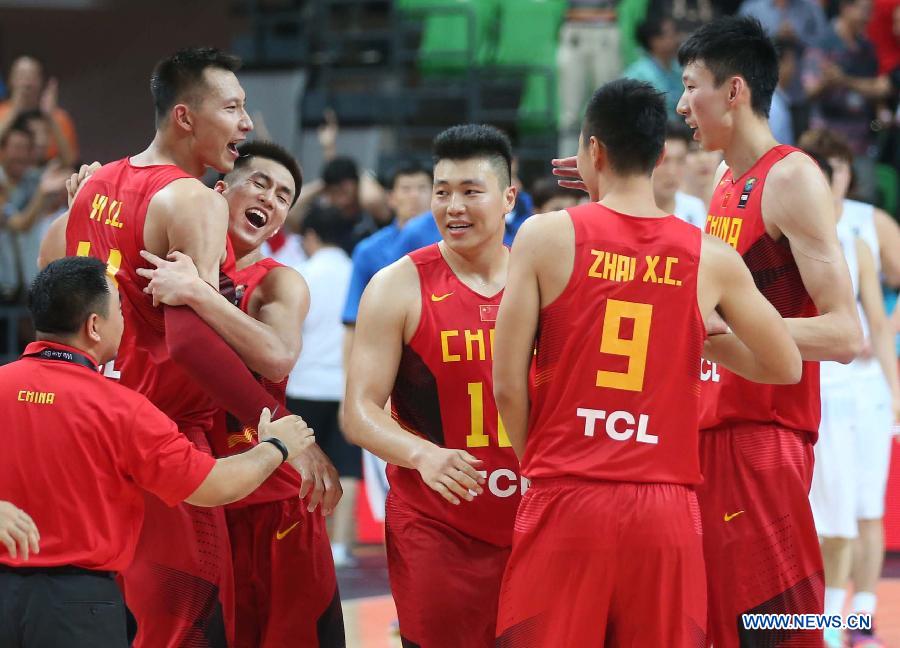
top-left (856, 238), bottom-right (900, 421)
top-left (873, 208), bottom-right (900, 288)
top-left (344, 258), bottom-right (486, 506)
top-left (699, 234), bottom-right (802, 384)
top-left (763, 154), bottom-right (863, 362)
top-left (493, 211), bottom-right (572, 458)
top-left (37, 211), bottom-right (68, 269)
top-left (145, 179), bottom-right (230, 283)
top-left (138, 254), bottom-right (310, 381)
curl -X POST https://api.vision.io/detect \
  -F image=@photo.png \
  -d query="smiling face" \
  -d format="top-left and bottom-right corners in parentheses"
top-left (181, 67), bottom-right (253, 174)
top-left (219, 156), bottom-right (296, 256)
top-left (677, 61), bottom-right (734, 152)
top-left (431, 157), bottom-right (515, 254)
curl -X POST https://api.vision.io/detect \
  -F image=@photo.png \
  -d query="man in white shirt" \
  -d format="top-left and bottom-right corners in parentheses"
top-left (652, 120), bottom-right (707, 227)
top-left (287, 204), bottom-right (356, 567)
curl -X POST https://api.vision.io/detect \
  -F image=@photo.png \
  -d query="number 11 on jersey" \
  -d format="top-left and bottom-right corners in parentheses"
top-left (465, 382), bottom-right (511, 448)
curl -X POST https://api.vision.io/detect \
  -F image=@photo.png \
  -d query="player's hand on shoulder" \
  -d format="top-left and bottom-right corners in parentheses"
top-left (0, 500), bottom-right (40, 561)
top-left (551, 156), bottom-right (588, 194)
top-left (67, 161), bottom-right (101, 206)
top-left (412, 445), bottom-right (485, 506)
top-left (257, 407), bottom-right (315, 460)
top-left (136, 250), bottom-right (204, 307)
top-left (289, 442), bottom-right (343, 516)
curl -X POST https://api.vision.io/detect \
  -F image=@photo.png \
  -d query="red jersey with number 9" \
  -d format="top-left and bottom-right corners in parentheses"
top-left (64, 158), bottom-right (219, 431)
top-left (389, 243), bottom-right (522, 547)
top-left (521, 203), bottom-right (705, 485)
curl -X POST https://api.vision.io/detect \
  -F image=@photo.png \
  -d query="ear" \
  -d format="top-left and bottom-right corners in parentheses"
top-left (654, 143), bottom-right (667, 170)
top-left (85, 313), bottom-right (102, 343)
top-left (589, 136), bottom-right (606, 172)
top-left (503, 184), bottom-right (518, 215)
top-left (728, 76), bottom-right (745, 105)
top-left (171, 103), bottom-right (193, 133)
top-left (214, 180), bottom-right (228, 194)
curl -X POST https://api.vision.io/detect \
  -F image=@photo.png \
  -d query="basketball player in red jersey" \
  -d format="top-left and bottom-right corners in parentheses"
top-left (38, 49), bottom-right (339, 648)
top-left (344, 124), bottom-right (523, 647)
top-left (676, 16), bottom-right (863, 647)
top-left (137, 141), bottom-right (345, 647)
top-left (493, 78), bottom-right (802, 647)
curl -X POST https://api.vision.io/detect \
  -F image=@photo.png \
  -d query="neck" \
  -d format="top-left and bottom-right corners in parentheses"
top-left (598, 173), bottom-right (667, 217)
top-left (655, 191), bottom-right (676, 214)
top-left (35, 334), bottom-right (101, 363)
top-left (652, 53), bottom-right (672, 69)
top-left (722, 115), bottom-right (779, 179)
top-left (131, 131), bottom-right (205, 178)
top-left (438, 234), bottom-right (508, 287)
top-left (234, 245), bottom-right (264, 271)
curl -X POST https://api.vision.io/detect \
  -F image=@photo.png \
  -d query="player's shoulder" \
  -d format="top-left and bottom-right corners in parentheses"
top-left (260, 262), bottom-right (307, 292)
top-left (767, 149), bottom-right (826, 188)
top-left (149, 179), bottom-right (227, 225)
top-left (367, 253), bottom-right (420, 305)
top-left (699, 230), bottom-right (743, 271)
top-left (515, 209), bottom-right (572, 244)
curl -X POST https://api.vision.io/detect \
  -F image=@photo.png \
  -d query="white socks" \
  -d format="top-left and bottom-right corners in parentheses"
top-left (851, 591), bottom-right (877, 615)
top-left (824, 587), bottom-right (847, 617)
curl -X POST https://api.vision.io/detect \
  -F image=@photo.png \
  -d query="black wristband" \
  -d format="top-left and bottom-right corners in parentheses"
top-left (260, 437), bottom-right (289, 463)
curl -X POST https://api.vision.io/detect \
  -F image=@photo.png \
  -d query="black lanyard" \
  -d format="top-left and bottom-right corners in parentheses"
top-left (21, 347), bottom-right (98, 372)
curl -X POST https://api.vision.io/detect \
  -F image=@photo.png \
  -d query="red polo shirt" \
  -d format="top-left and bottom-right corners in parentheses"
top-left (0, 341), bottom-right (215, 572)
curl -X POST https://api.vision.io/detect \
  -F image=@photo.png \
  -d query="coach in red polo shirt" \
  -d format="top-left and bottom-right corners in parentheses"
top-left (0, 256), bottom-right (314, 648)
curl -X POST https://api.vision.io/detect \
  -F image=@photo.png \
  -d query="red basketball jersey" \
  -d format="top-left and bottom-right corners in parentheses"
top-left (522, 203), bottom-right (705, 485)
top-left (389, 244), bottom-right (522, 547)
top-left (65, 158), bottom-right (219, 431)
top-left (699, 145), bottom-right (820, 437)
top-left (212, 256), bottom-right (301, 507)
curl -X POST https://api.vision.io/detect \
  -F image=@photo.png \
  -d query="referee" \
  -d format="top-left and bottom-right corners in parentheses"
top-left (0, 256), bottom-right (314, 647)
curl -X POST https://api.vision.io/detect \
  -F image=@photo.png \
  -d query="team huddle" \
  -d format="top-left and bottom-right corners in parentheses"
top-left (9, 11), bottom-right (898, 648)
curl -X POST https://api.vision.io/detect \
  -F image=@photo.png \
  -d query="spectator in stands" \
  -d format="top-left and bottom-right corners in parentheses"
top-left (653, 121), bottom-right (707, 227)
top-left (0, 56), bottom-right (78, 164)
top-left (739, 0), bottom-right (829, 49)
top-left (771, 35), bottom-right (801, 144)
top-left (557, 0), bottom-right (625, 156)
top-left (624, 16), bottom-right (684, 117)
top-left (682, 139), bottom-right (723, 208)
top-left (16, 110), bottom-right (75, 168)
top-left (804, 0), bottom-right (891, 201)
top-left (287, 205), bottom-right (357, 567)
top-left (648, 0), bottom-right (717, 41)
top-left (529, 177), bottom-right (582, 215)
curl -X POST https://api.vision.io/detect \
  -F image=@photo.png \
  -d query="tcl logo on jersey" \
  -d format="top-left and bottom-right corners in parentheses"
top-left (475, 469), bottom-right (530, 498)
top-left (576, 408), bottom-right (657, 444)
top-left (700, 359), bottom-right (720, 383)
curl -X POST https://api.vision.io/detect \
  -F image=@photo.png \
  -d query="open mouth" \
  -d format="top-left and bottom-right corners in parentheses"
top-left (447, 222), bottom-right (472, 232)
top-left (245, 208), bottom-right (268, 229)
top-left (227, 142), bottom-right (240, 157)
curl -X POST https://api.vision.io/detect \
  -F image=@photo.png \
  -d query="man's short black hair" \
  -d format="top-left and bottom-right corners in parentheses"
top-left (0, 122), bottom-right (34, 148)
top-left (432, 124), bottom-right (513, 188)
top-left (636, 15), bottom-right (671, 52)
top-left (300, 205), bottom-right (347, 247)
top-left (151, 47), bottom-right (242, 124)
top-left (389, 159), bottom-right (432, 189)
top-left (29, 257), bottom-right (111, 335)
top-left (223, 140), bottom-right (303, 207)
top-left (665, 119), bottom-right (693, 146)
top-left (582, 79), bottom-right (667, 176)
top-left (678, 16), bottom-right (778, 118)
top-left (322, 157), bottom-right (360, 187)
top-left (530, 177), bottom-right (582, 211)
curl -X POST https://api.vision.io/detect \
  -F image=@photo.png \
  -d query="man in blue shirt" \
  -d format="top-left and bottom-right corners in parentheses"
top-left (624, 16), bottom-right (684, 116)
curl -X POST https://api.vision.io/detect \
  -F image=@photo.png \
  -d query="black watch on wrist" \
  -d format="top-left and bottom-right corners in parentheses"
top-left (260, 437), bottom-right (289, 463)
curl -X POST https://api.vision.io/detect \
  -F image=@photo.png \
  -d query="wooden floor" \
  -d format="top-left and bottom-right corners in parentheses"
top-left (341, 579), bottom-right (900, 647)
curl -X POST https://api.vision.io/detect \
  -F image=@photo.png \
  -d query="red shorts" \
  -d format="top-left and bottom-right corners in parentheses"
top-left (698, 423), bottom-right (824, 648)
top-left (225, 497), bottom-right (344, 648)
top-left (121, 427), bottom-right (233, 648)
top-left (385, 492), bottom-right (510, 648)
top-left (496, 479), bottom-right (706, 647)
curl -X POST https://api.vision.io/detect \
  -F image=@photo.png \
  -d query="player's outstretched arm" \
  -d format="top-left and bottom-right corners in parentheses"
top-left (874, 208), bottom-right (900, 288)
top-left (493, 218), bottom-right (543, 460)
top-left (343, 259), bottom-right (485, 506)
top-left (856, 239), bottom-right (900, 421)
top-left (186, 408), bottom-right (314, 506)
top-left (138, 252), bottom-right (310, 381)
top-left (699, 234), bottom-right (802, 384)
top-left (764, 155), bottom-right (863, 362)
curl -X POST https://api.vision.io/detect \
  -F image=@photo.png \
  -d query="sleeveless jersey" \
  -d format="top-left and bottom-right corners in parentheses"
top-left (700, 145), bottom-right (821, 437)
top-left (521, 203), bottom-right (705, 485)
top-left (212, 257), bottom-right (302, 507)
top-left (389, 244), bottom-right (522, 547)
top-left (65, 158), bottom-right (218, 431)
